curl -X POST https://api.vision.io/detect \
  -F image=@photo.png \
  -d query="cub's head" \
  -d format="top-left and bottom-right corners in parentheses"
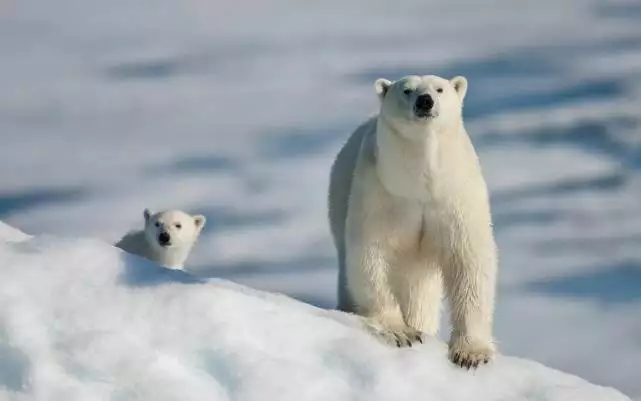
top-left (143, 209), bottom-right (206, 251)
top-left (374, 74), bottom-right (467, 138)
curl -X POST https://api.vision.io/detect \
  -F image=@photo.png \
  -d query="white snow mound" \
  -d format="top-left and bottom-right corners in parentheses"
top-left (0, 222), bottom-right (631, 401)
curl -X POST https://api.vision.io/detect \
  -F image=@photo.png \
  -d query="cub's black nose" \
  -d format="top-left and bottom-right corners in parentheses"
top-left (158, 232), bottom-right (171, 246)
top-left (415, 94), bottom-right (434, 111)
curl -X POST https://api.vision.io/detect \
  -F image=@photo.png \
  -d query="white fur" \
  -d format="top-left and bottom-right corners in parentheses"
top-left (115, 209), bottom-right (206, 270)
top-left (328, 74), bottom-right (498, 368)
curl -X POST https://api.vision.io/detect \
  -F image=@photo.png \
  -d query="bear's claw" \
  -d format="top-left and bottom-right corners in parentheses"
top-left (387, 329), bottom-right (424, 348)
top-left (448, 336), bottom-right (495, 370)
top-left (364, 320), bottom-right (425, 348)
top-left (451, 350), bottom-right (490, 369)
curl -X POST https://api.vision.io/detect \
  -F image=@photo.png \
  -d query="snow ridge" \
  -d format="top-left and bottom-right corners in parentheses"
top-left (0, 223), bottom-right (631, 401)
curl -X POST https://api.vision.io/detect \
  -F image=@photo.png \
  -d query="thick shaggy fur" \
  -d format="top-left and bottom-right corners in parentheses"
top-left (328, 75), bottom-right (498, 368)
top-left (115, 209), bottom-right (206, 270)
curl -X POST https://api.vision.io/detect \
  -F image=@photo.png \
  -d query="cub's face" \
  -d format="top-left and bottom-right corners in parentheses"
top-left (143, 209), bottom-right (206, 251)
top-left (375, 74), bottom-right (468, 138)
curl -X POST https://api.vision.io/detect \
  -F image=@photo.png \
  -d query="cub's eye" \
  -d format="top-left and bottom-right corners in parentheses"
top-left (436, 88), bottom-right (443, 93)
top-left (154, 222), bottom-right (161, 228)
top-left (403, 88), bottom-right (413, 95)
top-left (174, 223), bottom-right (182, 229)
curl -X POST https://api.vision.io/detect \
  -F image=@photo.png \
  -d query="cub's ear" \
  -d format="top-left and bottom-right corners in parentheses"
top-left (451, 76), bottom-right (468, 100)
top-left (193, 215), bottom-right (206, 233)
top-left (143, 208), bottom-right (153, 224)
top-left (374, 78), bottom-right (392, 100)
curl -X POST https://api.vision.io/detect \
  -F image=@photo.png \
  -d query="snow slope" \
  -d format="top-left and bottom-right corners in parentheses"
top-left (1, 0), bottom-right (641, 397)
top-left (0, 224), bottom-right (632, 401)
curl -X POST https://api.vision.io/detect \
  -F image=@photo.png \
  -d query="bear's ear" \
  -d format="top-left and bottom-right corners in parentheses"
top-left (374, 78), bottom-right (392, 100)
top-left (143, 208), bottom-right (153, 224)
top-left (451, 76), bottom-right (468, 100)
top-left (193, 215), bottom-right (206, 233)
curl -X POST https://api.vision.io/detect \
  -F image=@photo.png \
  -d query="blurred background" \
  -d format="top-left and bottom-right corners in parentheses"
top-left (1, 0), bottom-right (640, 398)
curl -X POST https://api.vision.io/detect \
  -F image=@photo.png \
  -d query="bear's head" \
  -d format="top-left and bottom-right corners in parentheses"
top-left (374, 74), bottom-right (467, 139)
top-left (143, 209), bottom-right (206, 251)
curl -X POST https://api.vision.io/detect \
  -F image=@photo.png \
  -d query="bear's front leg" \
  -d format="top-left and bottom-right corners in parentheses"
top-left (442, 220), bottom-right (498, 369)
top-left (346, 243), bottom-right (424, 348)
top-left (391, 263), bottom-right (443, 337)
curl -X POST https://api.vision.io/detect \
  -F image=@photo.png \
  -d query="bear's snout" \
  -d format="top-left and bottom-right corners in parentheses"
top-left (414, 94), bottom-right (434, 117)
top-left (158, 232), bottom-right (171, 246)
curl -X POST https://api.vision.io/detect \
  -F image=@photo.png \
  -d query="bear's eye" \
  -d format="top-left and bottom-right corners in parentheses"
top-left (174, 223), bottom-right (182, 229)
top-left (154, 222), bottom-right (161, 228)
top-left (403, 88), bottom-right (413, 95)
top-left (436, 88), bottom-right (443, 93)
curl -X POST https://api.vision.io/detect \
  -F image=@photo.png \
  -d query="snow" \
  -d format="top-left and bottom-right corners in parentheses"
top-left (1, 0), bottom-right (641, 398)
top-left (0, 225), bottom-right (632, 401)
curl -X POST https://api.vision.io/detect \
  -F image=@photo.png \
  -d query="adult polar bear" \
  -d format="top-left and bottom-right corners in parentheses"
top-left (328, 74), bottom-right (498, 369)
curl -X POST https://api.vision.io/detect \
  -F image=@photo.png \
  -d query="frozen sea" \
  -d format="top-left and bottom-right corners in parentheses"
top-left (1, 0), bottom-right (640, 398)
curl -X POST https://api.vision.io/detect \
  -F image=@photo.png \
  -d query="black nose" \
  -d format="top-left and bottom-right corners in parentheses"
top-left (415, 94), bottom-right (434, 111)
top-left (158, 232), bottom-right (170, 246)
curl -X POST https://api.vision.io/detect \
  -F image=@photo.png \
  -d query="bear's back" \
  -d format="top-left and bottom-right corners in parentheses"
top-left (114, 230), bottom-right (154, 261)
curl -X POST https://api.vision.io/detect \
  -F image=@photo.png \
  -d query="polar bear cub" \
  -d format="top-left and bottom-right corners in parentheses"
top-left (115, 209), bottom-right (206, 270)
top-left (328, 74), bottom-right (498, 369)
